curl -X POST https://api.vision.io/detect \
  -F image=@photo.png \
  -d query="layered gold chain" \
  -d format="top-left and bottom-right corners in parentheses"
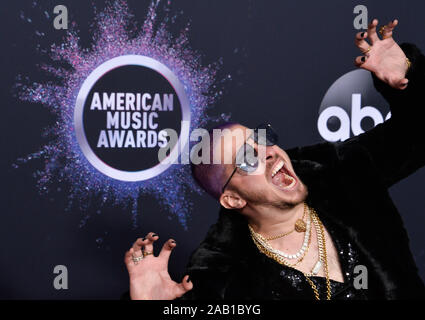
top-left (304, 208), bottom-right (331, 300)
top-left (250, 220), bottom-right (312, 268)
top-left (249, 204), bottom-right (331, 300)
top-left (264, 207), bottom-right (306, 240)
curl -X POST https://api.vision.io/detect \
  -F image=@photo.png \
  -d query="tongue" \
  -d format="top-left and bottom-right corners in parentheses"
top-left (272, 170), bottom-right (294, 188)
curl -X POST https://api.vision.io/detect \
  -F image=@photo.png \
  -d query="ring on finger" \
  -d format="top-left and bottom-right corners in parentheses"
top-left (142, 251), bottom-right (153, 257)
top-left (363, 46), bottom-right (371, 54)
top-left (132, 255), bottom-right (143, 264)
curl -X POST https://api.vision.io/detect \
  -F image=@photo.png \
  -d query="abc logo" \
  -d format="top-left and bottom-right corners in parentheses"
top-left (318, 69), bottom-right (391, 142)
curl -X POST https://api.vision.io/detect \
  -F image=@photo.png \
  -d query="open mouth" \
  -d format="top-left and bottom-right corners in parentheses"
top-left (270, 160), bottom-right (297, 190)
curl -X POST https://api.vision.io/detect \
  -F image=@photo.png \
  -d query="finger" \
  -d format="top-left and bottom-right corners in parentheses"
top-left (181, 275), bottom-right (194, 292)
top-left (175, 275), bottom-right (193, 297)
top-left (382, 19), bottom-right (398, 39)
top-left (124, 248), bottom-right (134, 266)
top-left (143, 232), bottom-right (159, 255)
top-left (132, 238), bottom-right (147, 257)
top-left (386, 75), bottom-right (408, 89)
top-left (367, 18), bottom-right (380, 44)
top-left (355, 31), bottom-right (371, 53)
top-left (354, 55), bottom-right (368, 68)
top-left (125, 248), bottom-right (139, 268)
top-left (398, 78), bottom-right (409, 90)
top-left (158, 239), bottom-right (177, 261)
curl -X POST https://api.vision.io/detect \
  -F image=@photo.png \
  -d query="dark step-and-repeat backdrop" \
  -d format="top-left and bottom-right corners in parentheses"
top-left (1, 0), bottom-right (424, 299)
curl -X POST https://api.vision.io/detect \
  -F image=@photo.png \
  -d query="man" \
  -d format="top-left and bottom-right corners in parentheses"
top-left (124, 19), bottom-right (425, 299)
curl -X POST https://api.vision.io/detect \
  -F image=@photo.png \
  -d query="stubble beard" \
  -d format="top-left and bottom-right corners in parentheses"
top-left (241, 181), bottom-right (309, 211)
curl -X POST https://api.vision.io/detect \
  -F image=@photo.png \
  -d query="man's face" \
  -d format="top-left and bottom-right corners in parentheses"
top-left (217, 124), bottom-right (308, 210)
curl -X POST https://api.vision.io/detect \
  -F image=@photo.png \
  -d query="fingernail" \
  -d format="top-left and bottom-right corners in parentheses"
top-left (186, 276), bottom-right (191, 283)
top-left (171, 240), bottom-right (176, 244)
top-left (142, 237), bottom-right (146, 241)
top-left (361, 32), bottom-right (365, 37)
top-left (361, 56), bottom-right (365, 62)
top-left (152, 233), bottom-right (158, 237)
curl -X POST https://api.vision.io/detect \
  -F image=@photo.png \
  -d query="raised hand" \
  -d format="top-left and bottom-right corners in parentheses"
top-left (354, 18), bottom-right (410, 90)
top-left (124, 232), bottom-right (193, 300)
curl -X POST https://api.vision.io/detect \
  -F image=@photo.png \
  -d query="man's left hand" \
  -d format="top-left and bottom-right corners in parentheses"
top-left (354, 18), bottom-right (409, 90)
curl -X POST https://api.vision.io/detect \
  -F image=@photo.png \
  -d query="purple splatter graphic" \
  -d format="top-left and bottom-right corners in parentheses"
top-left (15, 0), bottom-right (230, 229)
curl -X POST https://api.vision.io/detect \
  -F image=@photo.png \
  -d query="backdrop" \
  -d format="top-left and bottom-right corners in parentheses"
top-left (1, 0), bottom-right (424, 299)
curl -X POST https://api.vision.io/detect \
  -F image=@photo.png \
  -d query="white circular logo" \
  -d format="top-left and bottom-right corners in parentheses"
top-left (74, 55), bottom-right (190, 182)
top-left (318, 69), bottom-right (390, 142)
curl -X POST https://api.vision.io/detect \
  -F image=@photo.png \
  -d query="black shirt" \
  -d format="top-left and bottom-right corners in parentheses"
top-left (274, 211), bottom-right (369, 300)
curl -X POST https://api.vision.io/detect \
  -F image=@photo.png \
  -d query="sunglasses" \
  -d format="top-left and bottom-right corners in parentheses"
top-left (221, 123), bottom-right (278, 193)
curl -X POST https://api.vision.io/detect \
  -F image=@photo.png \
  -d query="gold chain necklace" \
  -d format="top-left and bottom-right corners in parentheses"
top-left (249, 208), bottom-right (312, 267)
top-left (303, 208), bottom-right (331, 300)
top-left (251, 223), bottom-right (312, 267)
top-left (264, 204), bottom-right (307, 240)
top-left (249, 205), bottom-right (332, 300)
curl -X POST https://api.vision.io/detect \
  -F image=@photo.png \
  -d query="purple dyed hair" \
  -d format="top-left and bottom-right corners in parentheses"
top-left (191, 122), bottom-right (240, 200)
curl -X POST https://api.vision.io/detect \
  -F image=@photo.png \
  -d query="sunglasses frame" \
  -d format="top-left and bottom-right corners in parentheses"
top-left (221, 123), bottom-right (278, 194)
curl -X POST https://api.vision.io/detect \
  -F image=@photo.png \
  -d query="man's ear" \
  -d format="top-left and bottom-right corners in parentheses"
top-left (219, 191), bottom-right (246, 210)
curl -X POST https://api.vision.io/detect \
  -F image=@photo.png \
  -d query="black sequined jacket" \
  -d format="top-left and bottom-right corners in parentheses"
top-left (181, 43), bottom-right (425, 300)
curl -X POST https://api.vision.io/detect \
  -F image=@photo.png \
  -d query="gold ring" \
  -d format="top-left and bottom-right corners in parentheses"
top-left (364, 46), bottom-right (371, 54)
top-left (142, 251), bottom-right (153, 257)
top-left (406, 57), bottom-right (412, 71)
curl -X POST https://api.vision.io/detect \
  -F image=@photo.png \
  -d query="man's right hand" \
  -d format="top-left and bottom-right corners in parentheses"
top-left (124, 232), bottom-right (193, 300)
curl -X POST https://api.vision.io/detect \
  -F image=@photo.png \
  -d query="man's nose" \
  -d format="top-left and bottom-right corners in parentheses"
top-left (265, 145), bottom-right (278, 162)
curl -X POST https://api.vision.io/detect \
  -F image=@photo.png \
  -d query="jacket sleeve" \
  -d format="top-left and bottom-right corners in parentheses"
top-left (336, 42), bottom-right (425, 188)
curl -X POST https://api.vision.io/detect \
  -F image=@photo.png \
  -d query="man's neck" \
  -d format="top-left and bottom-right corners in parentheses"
top-left (245, 201), bottom-right (305, 237)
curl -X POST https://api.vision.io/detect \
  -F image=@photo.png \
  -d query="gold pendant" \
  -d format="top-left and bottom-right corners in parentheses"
top-left (295, 219), bottom-right (306, 233)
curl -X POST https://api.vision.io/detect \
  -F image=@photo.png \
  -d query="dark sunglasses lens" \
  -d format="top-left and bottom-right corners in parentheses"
top-left (253, 123), bottom-right (278, 146)
top-left (236, 144), bottom-right (258, 173)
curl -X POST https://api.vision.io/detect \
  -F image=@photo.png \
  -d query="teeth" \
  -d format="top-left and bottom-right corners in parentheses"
top-left (283, 174), bottom-right (296, 189)
top-left (271, 160), bottom-right (284, 178)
